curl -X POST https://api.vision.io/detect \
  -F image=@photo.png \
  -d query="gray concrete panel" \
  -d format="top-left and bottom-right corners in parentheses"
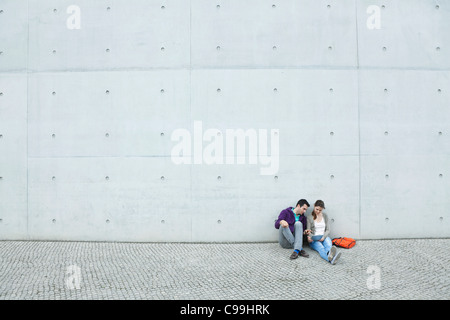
top-left (357, 0), bottom-right (450, 69)
top-left (190, 155), bottom-right (360, 241)
top-left (28, 0), bottom-right (190, 72)
top-left (360, 155), bottom-right (449, 238)
top-left (28, 157), bottom-right (192, 241)
top-left (191, 0), bottom-right (357, 68)
top-left (0, 74), bottom-right (28, 238)
top-left (190, 69), bottom-right (359, 156)
top-left (27, 70), bottom-right (190, 157)
top-left (359, 68), bottom-right (450, 238)
top-left (359, 69), bottom-right (450, 156)
top-left (0, 0), bottom-right (28, 72)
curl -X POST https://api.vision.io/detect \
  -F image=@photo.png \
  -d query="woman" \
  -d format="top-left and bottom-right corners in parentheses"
top-left (306, 200), bottom-right (341, 265)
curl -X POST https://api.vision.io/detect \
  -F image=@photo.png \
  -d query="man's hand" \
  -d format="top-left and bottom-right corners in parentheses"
top-left (280, 220), bottom-right (289, 228)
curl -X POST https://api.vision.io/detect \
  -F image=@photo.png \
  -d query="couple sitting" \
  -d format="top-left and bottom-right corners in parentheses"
top-left (274, 199), bottom-right (342, 265)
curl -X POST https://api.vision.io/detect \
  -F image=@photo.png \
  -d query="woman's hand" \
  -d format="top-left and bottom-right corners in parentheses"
top-left (307, 237), bottom-right (312, 243)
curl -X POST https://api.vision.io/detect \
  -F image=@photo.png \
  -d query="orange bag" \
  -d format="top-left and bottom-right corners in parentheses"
top-left (332, 237), bottom-right (356, 249)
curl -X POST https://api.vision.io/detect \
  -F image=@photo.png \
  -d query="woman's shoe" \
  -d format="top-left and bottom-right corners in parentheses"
top-left (330, 251), bottom-right (342, 265)
top-left (328, 245), bottom-right (337, 261)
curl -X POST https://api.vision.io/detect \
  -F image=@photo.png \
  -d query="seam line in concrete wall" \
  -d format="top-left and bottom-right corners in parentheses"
top-left (26, 0), bottom-right (30, 240)
top-left (354, 0), bottom-right (362, 239)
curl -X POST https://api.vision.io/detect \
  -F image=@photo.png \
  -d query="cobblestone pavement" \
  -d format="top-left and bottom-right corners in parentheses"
top-left (0, 239), bottom-right (448, 300)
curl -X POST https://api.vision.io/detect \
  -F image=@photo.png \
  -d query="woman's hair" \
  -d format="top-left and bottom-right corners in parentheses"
top-left (312, 200), bottom-right (325, 220)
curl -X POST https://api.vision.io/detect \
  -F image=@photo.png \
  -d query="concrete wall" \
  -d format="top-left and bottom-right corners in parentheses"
top-left (0, 0), bottom-right (449, 242)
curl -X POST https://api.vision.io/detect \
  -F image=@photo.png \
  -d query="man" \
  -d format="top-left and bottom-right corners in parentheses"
top-left (274, 199), bottom-right (310, 259)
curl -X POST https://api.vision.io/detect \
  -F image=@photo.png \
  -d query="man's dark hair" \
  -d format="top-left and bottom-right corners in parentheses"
top-left (296, 199), bottom-right (310, 208)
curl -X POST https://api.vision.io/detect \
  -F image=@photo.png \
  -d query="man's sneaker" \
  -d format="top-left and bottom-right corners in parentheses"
top-left (327, 245), bottom-right (337, 261)
top-left (299, 250), bottom-right (309, 258)
top-left (290, 251), bottom-right (299, 260)
top-left (330, 251), bottom-right (342, 265)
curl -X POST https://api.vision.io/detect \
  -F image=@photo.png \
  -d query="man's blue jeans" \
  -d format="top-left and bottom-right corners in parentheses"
top-left (309, 236), bottom-right (332, 261)
top-left (278, 221), bottom-right (303, 251)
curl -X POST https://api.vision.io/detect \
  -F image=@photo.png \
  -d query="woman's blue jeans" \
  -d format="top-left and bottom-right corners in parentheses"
top-left (309, 236), bottom-right (332, 261)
